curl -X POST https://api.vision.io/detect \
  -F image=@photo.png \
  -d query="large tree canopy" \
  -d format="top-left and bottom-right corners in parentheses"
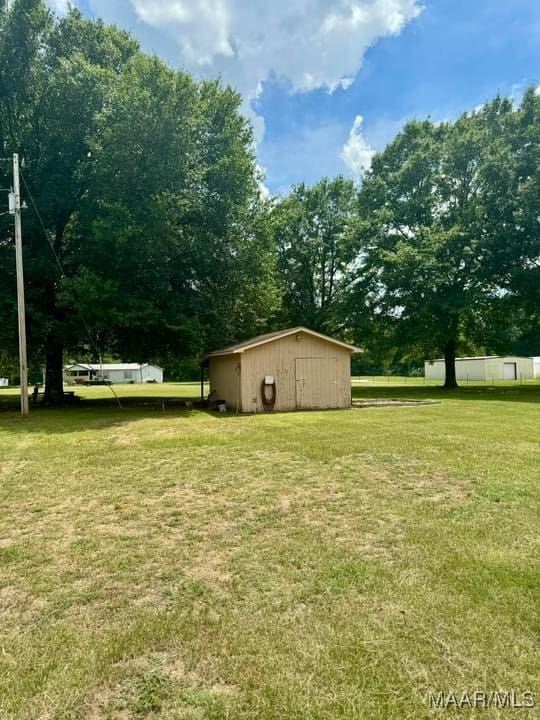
top-left (478, 89), bottom-right (540, 348)
top-left (0, 0), bottom-right (276, 400)
top-left (350, 90), bottom-right (540, 386)
top-left (71, 57), bottom-right (277, 360)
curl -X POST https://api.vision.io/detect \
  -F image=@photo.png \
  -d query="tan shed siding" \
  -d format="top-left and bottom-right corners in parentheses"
top-left (208, 355), bottom-right (241, 410)
top-left (240, 331), bottom-right (351, 412)
top-left (296, 357), bottom-right (338, 409)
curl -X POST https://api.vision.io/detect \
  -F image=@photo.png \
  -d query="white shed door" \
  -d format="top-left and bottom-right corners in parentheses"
top-left (295, 358), bottom-right (337, 409)
top-left (503, 362), bottom-right (517, 380)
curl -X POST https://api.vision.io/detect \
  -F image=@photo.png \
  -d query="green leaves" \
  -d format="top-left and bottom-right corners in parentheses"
top-left (0, 1), bottom-right (278, 382)
top-left (351, 90), bottom-right (539, 379)
top-left (270, 176), bottom-right (358, 334)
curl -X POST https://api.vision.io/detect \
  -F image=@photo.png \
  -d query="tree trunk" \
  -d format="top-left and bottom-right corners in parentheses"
top-left (42, 337), bottom-right (64, 405)
top-left (443, 339), bottom-right (458, 389)
top-left (41, 221), bottom-right (69, 406)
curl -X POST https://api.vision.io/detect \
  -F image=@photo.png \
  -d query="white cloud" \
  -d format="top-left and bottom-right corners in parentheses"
top-left (47, 0), bottom-right (421, 191)
top-left (340, 115), bottom-right (374, 180)
top-left (132, 0), bottom-right (234, 66)
top-left (82, 0), bottom-right (422, 140)
top-left (255, 164), bottom-right (271, 200)
top-left (49, 0), bottom-right (70, 13)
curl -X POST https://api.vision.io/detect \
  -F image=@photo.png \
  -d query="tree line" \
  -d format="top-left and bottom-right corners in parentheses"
top-left (0, 0), bottom-right (538, 398)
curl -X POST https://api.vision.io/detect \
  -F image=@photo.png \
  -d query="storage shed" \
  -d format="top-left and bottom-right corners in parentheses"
top-left (203, 327), bottom-right (360, 412)
top-left (424, 355), bottom-right (534, 382)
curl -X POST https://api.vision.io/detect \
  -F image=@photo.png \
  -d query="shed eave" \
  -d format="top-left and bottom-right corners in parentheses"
top-left (201, 348), bottom-right (245, 361)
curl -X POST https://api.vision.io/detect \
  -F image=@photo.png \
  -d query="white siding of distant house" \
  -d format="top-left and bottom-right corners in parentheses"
top-left (532, 357), bottom-right (540, 379)
top-left (63, 363), bottom-right (163, 384)
top-left (98, 366), bottom-right (163, 383)
top-left (103, 368), bottom-right (133, 383)
top-left (140, 365), bottom-right (163, 383)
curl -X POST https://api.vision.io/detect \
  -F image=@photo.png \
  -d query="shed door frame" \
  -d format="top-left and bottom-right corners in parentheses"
top-left (295, 357), bottom-right (338, 410)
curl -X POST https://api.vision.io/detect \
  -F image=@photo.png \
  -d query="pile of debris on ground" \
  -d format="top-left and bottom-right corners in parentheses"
top-left (352, 399), bottom-right (440, 408)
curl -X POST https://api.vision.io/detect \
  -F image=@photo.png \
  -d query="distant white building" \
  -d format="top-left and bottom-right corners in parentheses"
top-left (64, 363), bottom-right (163, 385)
top-left (533, 357), bottom-right (540, 379)
top-left (424, 356), bottom-right (534, 382)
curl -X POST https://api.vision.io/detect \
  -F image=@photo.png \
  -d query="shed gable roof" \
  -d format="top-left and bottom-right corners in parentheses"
top-left (204, 327), bottom-right (360, 359)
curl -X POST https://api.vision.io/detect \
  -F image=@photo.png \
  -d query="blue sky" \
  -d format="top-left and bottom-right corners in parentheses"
top-left (59, 0), bottom-right (539, 195)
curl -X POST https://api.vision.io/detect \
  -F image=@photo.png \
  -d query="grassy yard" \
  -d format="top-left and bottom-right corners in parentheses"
top-left (0, 381), bottom-right (538, 719)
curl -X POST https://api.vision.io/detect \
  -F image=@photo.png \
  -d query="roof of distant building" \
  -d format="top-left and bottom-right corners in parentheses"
top-left (64, 363), bottom-right (162, 371)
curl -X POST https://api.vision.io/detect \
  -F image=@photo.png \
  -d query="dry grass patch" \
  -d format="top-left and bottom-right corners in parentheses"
top-left (0, 384), bottom-right (538, 719)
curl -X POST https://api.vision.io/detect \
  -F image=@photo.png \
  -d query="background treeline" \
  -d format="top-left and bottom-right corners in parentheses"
top-left (0, 1), bottom-right (538, 395)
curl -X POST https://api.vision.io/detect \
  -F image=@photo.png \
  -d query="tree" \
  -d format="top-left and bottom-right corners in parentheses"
top-left (270, 177), bottom-right (358, 334)
top-left (476, 89), bottom-right (540, 348)
top-left (71, 57), bottom-right (279, 361)
top-left (351, 92), bottom-right (539, 388)
top-left (0, 1), bottom-right (279, 402)
top-left (0, 1), bottom-right (138, 402)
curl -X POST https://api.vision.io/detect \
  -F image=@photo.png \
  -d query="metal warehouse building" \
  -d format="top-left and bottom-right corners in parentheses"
top-left (203, 327), bottom-right (360, 413)
top-left (424, 355), bottom-right (535, 382)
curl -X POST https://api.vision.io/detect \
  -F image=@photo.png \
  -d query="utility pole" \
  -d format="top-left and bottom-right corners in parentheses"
top-left (10, 153), bottom-right (29, 416)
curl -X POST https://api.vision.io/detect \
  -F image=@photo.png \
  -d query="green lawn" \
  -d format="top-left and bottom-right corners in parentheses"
top-left (0, 381), bottom-right (538, 718)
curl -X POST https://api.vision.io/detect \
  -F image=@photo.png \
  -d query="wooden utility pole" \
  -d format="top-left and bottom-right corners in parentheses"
top-left (12, 153), bottom-right (29, 416)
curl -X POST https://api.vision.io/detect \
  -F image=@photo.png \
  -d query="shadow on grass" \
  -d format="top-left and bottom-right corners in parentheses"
top-left (0, 384), bottom-right (538, 436)
top-left (0, 393), bottom-right (210, 435)
top-left (352, 384), bottom-right (540, 404)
